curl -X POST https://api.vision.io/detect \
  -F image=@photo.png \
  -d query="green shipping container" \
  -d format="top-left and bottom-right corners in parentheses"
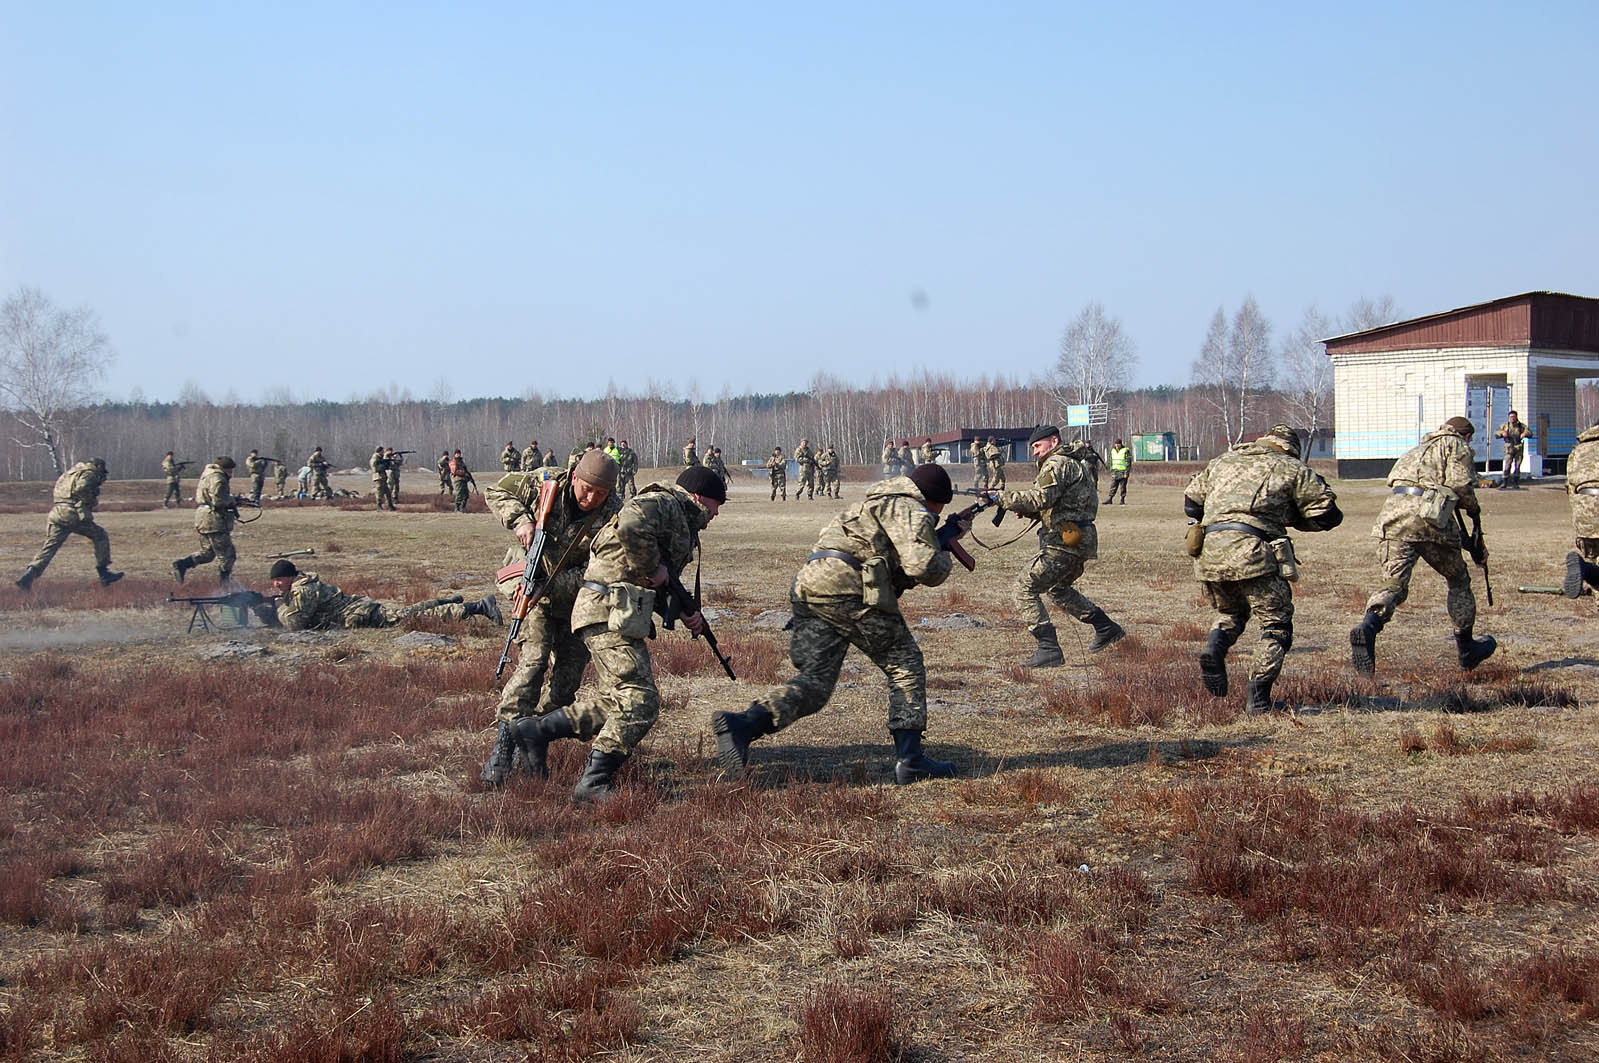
top-left (1131, 433), bottom-right (1176, 461)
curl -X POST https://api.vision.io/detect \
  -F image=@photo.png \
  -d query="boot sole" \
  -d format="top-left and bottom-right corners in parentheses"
top-left (1199, 652), bottom-right (1228, 697)
top-left (1459, 637), bottom-right (1498, 671)
top-left (1349, 626), bottom-right (1376, 676)
top-left (710, 712), bottom-right (751, 774)
top-left (1565, 552), bottom-right (1585, 599)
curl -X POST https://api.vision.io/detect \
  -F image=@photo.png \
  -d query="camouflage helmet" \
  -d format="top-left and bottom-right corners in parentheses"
top-left (1257, 424), bottom-right (1302, 459)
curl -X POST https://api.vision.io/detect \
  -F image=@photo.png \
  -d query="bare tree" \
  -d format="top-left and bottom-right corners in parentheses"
top-left (1342, 293), bottom-right (1400, 334)
top-left (0, 287), bottom-right (114, 474)
top-left (1280, 305), bottom-right (1335, 451)
top-left (1190, 296), bottom-right (1274, 448)
top-left (1049, 301), bottom-right (1137, 414)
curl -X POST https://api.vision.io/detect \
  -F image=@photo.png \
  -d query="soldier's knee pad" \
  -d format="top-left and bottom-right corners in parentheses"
top-left (1261, 619), bottom-right (1292, 649)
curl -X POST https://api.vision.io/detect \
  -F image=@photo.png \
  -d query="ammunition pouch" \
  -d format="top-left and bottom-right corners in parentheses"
top-left (1184, 521), bottom-right (1205, 558)
top-left (1269, 537), bottom-right (1299, 582)
top-left (860, 556), bottom-right (899, 613)
top-left (605, 582), bottom-right (656, 638)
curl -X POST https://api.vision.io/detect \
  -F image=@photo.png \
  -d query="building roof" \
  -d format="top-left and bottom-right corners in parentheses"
top-left (1323, 291), bottom-right (1599, 357)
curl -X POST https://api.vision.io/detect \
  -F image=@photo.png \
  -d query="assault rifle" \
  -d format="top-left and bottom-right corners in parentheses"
top-left (392, 450), bottom-right (414, 457)
top-left (168, 590), bottom-right (281, 633)
top-left (658, 565), bottom-right (736, 681)
top-left (229, 497), bottom-right (263, 523)
top-left (494, 476), bottom-right (560, 679)
top-left (172, 460), bottom-right (194, 471)
top-left (1455, 509), bottom-right (1493, 606)
top-left (938, 495), bottom-right (1004, 571)
top-left (259, 456), bottom-right (282, 466)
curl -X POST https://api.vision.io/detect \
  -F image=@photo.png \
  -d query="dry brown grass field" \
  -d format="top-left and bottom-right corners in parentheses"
top-left (1, 463), bottom-right (1596, 1061)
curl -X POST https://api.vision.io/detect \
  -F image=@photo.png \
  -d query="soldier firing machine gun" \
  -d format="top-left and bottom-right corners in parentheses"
top-left (167, 590), bottom-right (281, 633)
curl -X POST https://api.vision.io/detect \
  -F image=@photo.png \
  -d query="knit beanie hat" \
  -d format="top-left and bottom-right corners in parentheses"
top-left (676, 465), bottom-right (727, 503)
top-left (908, 463), bottom-right (954, 504)
top-left (574, 450), bottom-right (619, 490)
top-left (1028, 424), bottom-right (1060, 445)
top-left (269, 560), bottom-right (298, 579)
top-left (1443, 417), bottom-right (1475, 436)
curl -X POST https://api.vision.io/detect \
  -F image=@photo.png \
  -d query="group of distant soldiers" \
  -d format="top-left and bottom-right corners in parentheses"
top-left (758, 438), bottom-right (842, 501)
top-left (20, 414), bottom-right (1599, 808)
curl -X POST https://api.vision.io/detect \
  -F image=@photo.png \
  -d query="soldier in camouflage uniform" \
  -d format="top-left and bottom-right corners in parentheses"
top-left (765, 446), bottom-right (787, 501)
top-left (244, 449), bottom-right (269, 503)
top-left (897, 439), bottom-right (914, 477)
top-left (268, 560), bottom-right (499, 630)
top-left (273, 458), bottom-right (288, 499)
top-left (712, 465), bottom-right (964, 783)
top-left (513, 467), bottom-right (724, 804)
top-left (704, 446), bottom-right (731, 492)
top-left (162, 451), bottom-right (186, 507)
top-left (615, 439), bottom-right (639, 497)
top-left (173, 457), bottom-right (242, 585)
top-left (480, 451), bottom-right (623, 786)
top-left (1564, 422), bottom-right (1599, 597)
top-left (994, 426), bottom-right (1124, 667)
top-left (816, 445), bottom-right (839, 498)
top-left (449, 450), bottom-right (475, 512)
top-left (1495, 411), bottom-right (1530, 488)
top-left (682, 437), bottom-right (699, 468)
top-left (522, 440), bottom-right (543, 471)
top-left (985, 436), bottom-right (1007, 490)
top-left (918, 438), bottom-right (943, 465)
top-left (370, 446), bottom-right (394, 510)
top-left (567, 444), bottom-right (586, 472)
top-left (385, 448), bottom-right (402, 502)
top-left (16, 458), bottom-right (122, 589)
top-left (1183, 425), bottom-right (1343, 714)
top-left (881, 439), bottom-right (899, 478)
top-left (1350, 417), bottom-right (1496, 675)
top-left (501, 442), bottom-right (521, 472)
top-left (307, 447), bottom-right (332, 500)
top-left (436, 451), bottom-right (451, 494)
top-left (794, 438), bottom-right (817, 500)
top-left (973, 439), bottom-right (989, 492)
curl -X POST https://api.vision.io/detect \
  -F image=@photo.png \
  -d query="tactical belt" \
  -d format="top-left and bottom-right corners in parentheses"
top-left (580, 580), bottom-right (611, 597)
top-left (1391, 486), bottom-right (1427, 496)
top-left (1579, 488), bottom-right (1599, 497)
top-left (1204, 521), bottom-right (1270, 540)
top-left (807, 549), bottom-right (863, 570)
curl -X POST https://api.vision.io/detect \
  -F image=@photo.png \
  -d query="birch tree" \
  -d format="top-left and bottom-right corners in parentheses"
top-left (1190, 296), bottom-right (1274, 448)
top-left (1280, 305), bottom-right (1335, 451)
top-left (0, 287), bottom-right (114, 474)
top-left (1050, 301), bottom-right (1137, 413)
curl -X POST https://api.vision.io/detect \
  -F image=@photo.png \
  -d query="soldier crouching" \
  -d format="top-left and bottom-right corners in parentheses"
top-left (1183, 425), bottom-right (1342, 714)
top-left (711, 464), bottom-right (965, 784)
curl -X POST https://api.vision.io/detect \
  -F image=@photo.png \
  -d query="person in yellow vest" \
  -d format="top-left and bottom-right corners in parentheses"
top-left (1105, 439), bottom-right (1131, 504)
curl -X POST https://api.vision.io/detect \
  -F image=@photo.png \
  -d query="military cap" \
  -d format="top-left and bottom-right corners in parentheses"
top-left (909, 463), bottom-right (954, 504)
top-left (1443, 416), bottom-right (1475, 436)
top-left (1028, 424), bottom-right (1060, 445)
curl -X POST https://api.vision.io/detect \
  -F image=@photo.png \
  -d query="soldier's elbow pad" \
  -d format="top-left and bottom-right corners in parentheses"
top-left (1183, 496), bottom-right (1205, 520)
top-left (1308, 503), bottom-right (1344, 532)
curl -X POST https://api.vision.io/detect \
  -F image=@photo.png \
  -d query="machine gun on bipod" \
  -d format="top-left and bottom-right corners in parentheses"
top-left (168, 590), bottom-right (281, 633)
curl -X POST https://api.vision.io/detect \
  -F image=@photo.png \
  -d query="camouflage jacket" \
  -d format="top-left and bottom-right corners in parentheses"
top-left (881, 446), bottom-right (898, 468)
top-left (998, 442), bottom-right (1098, 558)
top-left (162, 456), bottom-right (182, 481)
top-left (682, 444), bottom-right (699, 468)
top-left (501, 447), bottom-right (521, 471)
top-left (570, 484), bottom-right (711, 632)
top-left (794, 444), bottom-right (815, 469)
top-left (486, 466), bottom-right (624, 614)
top-left (437, 455), bottom-right (450, 479)
top-left (704, 453), bottom-right (728, 479)
top-left (766, 454), bottom-right (786, 480)
top-left (917, 443), bottom-right (938, 464)
top-left (276, 572), bottom-right (376, 631)
top-left (567, 447), bottom-right (584, 471)
top-left (985, 442), bottom-right (1006, 467)
top-left (1568, 425), bottom-right (1599, 537)
top-left (816, 450), bottom-right (838, 476)
top-left (616, 446), bottom-right (638, 473)
top-left (1372, 427), bottom-right (1479, 545)
top-left (795, 477), bottom-right (952, 604)
top-left (307, 452), bottom-right (329, 473)
top-left (1184, 442), bottom-right (1339, 582)
top-left (1497, 419), bottom-right (1529, 450)
top-left (522, 445), bottom-right (542, 469)
top-left (49, 462), bottom-right (105, 525)
top-left (245, 456), bottom-right (268, 479)
top-left (897, 446), bottom-right (913, 470)
top-left (542, 450), bottom-right (558, 467)
top-left (369, 451), bottom-right (389, 481)
top-left (972, 445), bottom-right (988, 468)
top-left (194, 464), bottom-right (236, 534)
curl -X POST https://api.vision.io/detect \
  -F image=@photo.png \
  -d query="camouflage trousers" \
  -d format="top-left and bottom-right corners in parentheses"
top-left (275, 471), bottom-right (288, 497)
top-left (345, 597), bottom-right (470, 628)
top-left (182, 532), bottom-right (236, 582)
top-left (989, 467), bottom-right (1006, 490)
top-left (452, 478), bottom-right (471, 511)
top-left (796, 466), bottom-right (815, 498)
top-left (387, 474), bottom-right (400, 502)
top-left (495, 603), bottom-right (589, 723)
top-left (1201, 574), bottom-right (1293, 684)
top-left (769, 470), bottom-right (786, 501)
top-left (565, 627), bottom-right (660, 756)
top-left (310, 471), bottom-right (331, 499)
top-left (1365, 538), bottom-right (1475, 634)
top-left (27, 516), bottom-right (111, 575)
top-left (373, 478), bottom-right (393, 509)
top-left (974, 465), bottom-right (989, 491)
top-left (250, 474), bottom-right (266, 503)
top-left (164, 478), bottom-right (182, 505)
top-left (1015, 547), bottom-right (1099, 630)
top-left (618, 470), bottom-right (637, 497)
top-left (1106, 471), bottom-right (1128, 503)
top-left (821, 471), bottom-right (840, 498)
top-left (751, 595), bottom-right (928, 734)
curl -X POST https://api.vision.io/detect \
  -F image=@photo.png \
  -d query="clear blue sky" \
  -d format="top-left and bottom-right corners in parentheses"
top-left (3, 1), bottom-right (1595, 405)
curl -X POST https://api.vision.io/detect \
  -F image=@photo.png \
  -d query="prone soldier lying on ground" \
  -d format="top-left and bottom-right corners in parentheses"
top-left (267, 560), bottom-right (501, 630)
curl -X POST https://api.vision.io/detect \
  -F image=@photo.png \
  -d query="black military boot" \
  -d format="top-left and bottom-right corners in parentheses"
top-left (1085, 609), bottom-right (1126, 653)
top-left (891, 729), bottom-right (957, 784)
top-left (467, 595), bottom-right (503, 624)
top-left (1198, 627), bottom-right (1231, 697)
top-left (480, 721), bottom-right (521, 787)
top-left (1349, 609), bottom-right (1384, 676)
top-left (512, 709), bottom-right (580, 778)
top-left (97, 566), bottom-right (123, 586)
top-left (1564, 551), bottom-right (1599, 599)
top-left (1455, 627), bottom-right (1497, 671)
top-left (1244, 679), bottom-right (1276, 716)
top-left (1023, 623), bottom-right (1065, 668)
top-left (171, 558), bottom-right (192, 584)
top-left (711, 704), bottom-right (777, 774)
top-left (16, 569), bottom-right (37, 591)
top-left (571, 748), bottom-right (629, 805)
